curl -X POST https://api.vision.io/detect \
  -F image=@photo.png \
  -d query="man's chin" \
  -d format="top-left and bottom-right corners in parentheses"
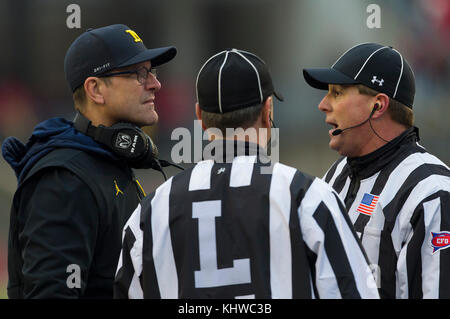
top-left (135, 113), bottom-right (159, 127)
top-left (329, 139), bottom-right (344, 155)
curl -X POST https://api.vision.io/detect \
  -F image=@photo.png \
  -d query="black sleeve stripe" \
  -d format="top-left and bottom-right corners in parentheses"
top-left (378, 225), bottom-right (397, 298)
top-left (305, 244), bottom-right (319, 299)
top-left (354, 214), bottom-right (371, 235)
top-left (378, 164), bottom-right (449, 298)
top-left (313, 202), bottom-right (361, 299)
top-left (407, 204), bottom-right (424, 299)
top-left (405, 191), bottom-right (450, 298)
top-left (439, 191), bottom-right (450, 298)
top-left (332, 193), bottom-right (371, 266)
top-left (289, 171), bottom-right (314, 299)
top-left (114, 226), bottom-right (136, 298)
top-left (139, 192), bottom-right (161, 299)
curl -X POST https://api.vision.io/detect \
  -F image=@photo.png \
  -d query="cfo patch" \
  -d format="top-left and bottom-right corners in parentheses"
top-left (430, 231), bottom-right (450, 254)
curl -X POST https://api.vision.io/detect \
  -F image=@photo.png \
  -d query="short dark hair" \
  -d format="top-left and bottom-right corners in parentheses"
top-left (72, 77), bottom-right (111, 111)
top-left (73, 85), bottom-right (86, 110)
top-left (200, 103), bottom-right (264, 136)
top-left (356, 84), bottom-right (414, 128)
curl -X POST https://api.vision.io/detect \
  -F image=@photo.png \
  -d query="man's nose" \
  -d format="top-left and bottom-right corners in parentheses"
top-left (144, 73), bottom-right (161, 91)
top-left (318, 95), bottom-right (331, 113)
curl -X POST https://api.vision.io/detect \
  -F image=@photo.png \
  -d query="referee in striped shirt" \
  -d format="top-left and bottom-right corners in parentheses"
top-left (114, 48), bottom-right (379, 299)
top-left (303, 43), bottom-right (450, 298)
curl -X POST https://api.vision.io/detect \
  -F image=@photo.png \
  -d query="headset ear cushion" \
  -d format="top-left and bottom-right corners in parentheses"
top-left (124, 134), bottom-right (161, 169)
top-left (108, 123), bottom-right (149, 160)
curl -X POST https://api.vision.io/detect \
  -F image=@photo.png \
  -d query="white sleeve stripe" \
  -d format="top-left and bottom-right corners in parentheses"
top-left (321, 189), bottom-right (378, 298)
top-left (128, 273), bottom-right (144, 299)
top-left (115, 250), bottom-right (123, 278)
top-left (421, 197), bottom-right (441, 299)
top-left (151, 177), bottom-right (178, 298)
top-left (269, 163), bottom-right (296, 298)
top-left (394, 175), bottom-right (450, 252)
top-left (299, 179), bottom-right (342, 298)
top-left (300, 179), bottom-right (379, 298)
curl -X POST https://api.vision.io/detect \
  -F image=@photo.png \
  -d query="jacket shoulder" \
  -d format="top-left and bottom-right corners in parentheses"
top-left (23, 148), bottom-right (125, 184)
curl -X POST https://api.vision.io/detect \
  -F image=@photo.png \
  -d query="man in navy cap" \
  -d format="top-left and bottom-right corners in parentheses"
top-left (303, 43), bottom-right (450, 298)
top-left (2, 24), bottom-right (176, 298)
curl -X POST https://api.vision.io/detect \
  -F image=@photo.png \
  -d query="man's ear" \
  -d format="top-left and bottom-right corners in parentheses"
top-left (372, 93), bottom-right (390, 119)
top-left (195, 103), bottom-right (207, 130)
top-left (261, 96), bottom-right (272, 128)
top-left (84, 77), bottom-right (106, 105)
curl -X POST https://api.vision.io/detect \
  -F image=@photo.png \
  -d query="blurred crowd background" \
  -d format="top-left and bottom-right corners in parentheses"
top-left (0, 0), bottom-right (448, 298)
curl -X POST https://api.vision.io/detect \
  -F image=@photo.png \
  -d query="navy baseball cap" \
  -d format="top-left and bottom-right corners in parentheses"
top-left (303, 43), bottom-right (415, 108)
top-left (196, 48), bottom-right (283, 114)
top-left (64, 24), bottom-right (177, 92)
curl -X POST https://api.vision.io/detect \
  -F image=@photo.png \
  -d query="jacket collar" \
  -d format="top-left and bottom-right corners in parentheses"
top-left (2, 117), bottom-right (119, 183)
top-left (347, 127), bottom-right (419, 178)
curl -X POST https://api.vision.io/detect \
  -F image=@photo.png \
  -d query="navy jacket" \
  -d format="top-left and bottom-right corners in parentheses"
top-left (2, 118), bottom-right (144, 298)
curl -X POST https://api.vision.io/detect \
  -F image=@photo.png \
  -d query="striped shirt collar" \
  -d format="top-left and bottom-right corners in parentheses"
top-left (202, 139), bottom-right (269, 164)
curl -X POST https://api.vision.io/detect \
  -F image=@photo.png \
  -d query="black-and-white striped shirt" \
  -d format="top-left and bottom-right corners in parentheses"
top-left (114, 140), bottom-right (379, 299)
top-left (323, 128), bottom-right (450, 298)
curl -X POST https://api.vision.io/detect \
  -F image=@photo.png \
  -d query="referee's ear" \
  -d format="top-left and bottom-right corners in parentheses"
top-left (261, 96), bottom-right (272, 129)
top-left (195, 103), bottom-right (207, 131)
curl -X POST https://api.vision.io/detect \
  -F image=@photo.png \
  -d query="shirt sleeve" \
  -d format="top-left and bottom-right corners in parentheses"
top-left (397, 188), bottom-right (450, 298)
top-left (114, 203), bottom-right (144, 299)
top-left (18, 167), bottom-right (99, 298)
top-left (299, 178), bottom-right (380, 299)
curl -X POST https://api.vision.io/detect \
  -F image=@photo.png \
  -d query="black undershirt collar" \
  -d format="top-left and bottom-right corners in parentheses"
top-left (347, 127), bottom-right (419, 179)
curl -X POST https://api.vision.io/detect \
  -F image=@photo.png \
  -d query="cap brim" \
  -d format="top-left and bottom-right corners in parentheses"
top-left (303, 68), bottom-right (357, 90)
top-left (273, 90), bottom-right (284, 102)
top-left (118, 46), bottom-right (177, 68)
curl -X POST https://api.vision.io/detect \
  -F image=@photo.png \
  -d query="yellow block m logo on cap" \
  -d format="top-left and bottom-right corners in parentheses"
top-left (125, 29), bottom-right (142, 42)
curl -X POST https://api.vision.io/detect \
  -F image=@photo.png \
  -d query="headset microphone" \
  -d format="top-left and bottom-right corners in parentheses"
top-left (332, 104), bottom-right (379, 136)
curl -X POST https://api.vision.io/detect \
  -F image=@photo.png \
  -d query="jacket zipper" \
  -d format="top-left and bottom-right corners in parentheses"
top-left (130, 170), bottom-right (146, 201)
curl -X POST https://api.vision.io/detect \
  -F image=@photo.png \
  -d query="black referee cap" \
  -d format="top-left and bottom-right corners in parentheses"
top-left (196, 49), bottom-right (283, 113)
top-left (64, 24), bottom-right (177, 92)
top-left (303, 43), bottom-right (415, 108)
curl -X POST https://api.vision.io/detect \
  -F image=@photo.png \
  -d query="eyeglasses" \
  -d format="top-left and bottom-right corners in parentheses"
top-left (97, 66), bottom-right (157, 85)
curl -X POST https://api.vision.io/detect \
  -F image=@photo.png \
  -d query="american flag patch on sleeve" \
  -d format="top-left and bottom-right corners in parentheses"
top-left (356, 193), bottom-right (379, 216)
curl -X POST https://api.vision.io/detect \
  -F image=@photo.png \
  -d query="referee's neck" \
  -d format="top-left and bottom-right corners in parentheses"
top-left (211, 129), bottom-right (269, 150)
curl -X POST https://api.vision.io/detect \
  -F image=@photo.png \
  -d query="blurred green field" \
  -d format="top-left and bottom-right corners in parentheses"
top-left (0, 283), bottom-right (6, 299)
top-left (0, 243), bottom-right (6, 299)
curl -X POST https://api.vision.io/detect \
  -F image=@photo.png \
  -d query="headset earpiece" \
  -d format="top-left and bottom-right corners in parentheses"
top-left (107, 122), bottom-right (153, 160)
top-left (73, 111), bottom-right (159, 169)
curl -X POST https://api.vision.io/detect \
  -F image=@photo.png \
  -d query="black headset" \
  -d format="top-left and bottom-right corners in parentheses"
top-left (73, 112), bottom-right (184, 178)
